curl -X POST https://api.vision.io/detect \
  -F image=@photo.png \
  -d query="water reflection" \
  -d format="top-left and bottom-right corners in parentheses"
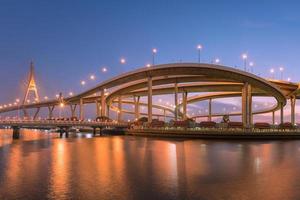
top-left (0, 130), bottom-right (300, 199)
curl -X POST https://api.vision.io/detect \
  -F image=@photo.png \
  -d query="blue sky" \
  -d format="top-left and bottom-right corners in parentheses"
top-left (0, 0), bottom-right (300, 121)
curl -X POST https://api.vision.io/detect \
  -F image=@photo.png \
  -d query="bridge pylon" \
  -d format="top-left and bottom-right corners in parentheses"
top-left (22, 61), bottom-right (40, 117)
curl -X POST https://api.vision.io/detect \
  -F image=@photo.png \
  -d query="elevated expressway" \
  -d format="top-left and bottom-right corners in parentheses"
top-left (0, 63), bottom-right (299, 127)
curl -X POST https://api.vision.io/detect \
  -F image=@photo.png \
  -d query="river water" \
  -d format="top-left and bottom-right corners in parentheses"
top-left (0, 129), bottom-right (299, 200)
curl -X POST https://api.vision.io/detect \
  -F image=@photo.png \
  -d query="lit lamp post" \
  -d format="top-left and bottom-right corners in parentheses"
top-left (197, 44), bottom-right (202, 63)
top-left (215, 58), bottom-right (220, 64)
top-left (120, 58), bottom-right (126, 64)
top-left (249, 62), bottom-right (254, 73)
top-left (242, 53), bottom-right (248, 71)
top-left (270, 68), bottom-right (275, 79)
top-left (152, 48), bottom-right (157, 65)
top-left (279, 67), bottom-right (284, 80)
top-left (102, 67), bottom-right (107, 72)
top-left (90, 75), bottom-right (95, 80)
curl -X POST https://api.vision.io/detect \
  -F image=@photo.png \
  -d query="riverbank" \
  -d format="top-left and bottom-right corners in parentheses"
top-left (126, 128), bottom-right (300, 139)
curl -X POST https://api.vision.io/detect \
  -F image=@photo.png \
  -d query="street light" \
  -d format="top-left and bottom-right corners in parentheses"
top-left (152, 48), bottom-right (157, 65)
top-left (287, 77), bottom-right (291, 82)
top-left (242, 53), bottom-right (248, 71)
top-left (90, 75), bottom-right (95, 80)
top-left (69, 92), bottom-right (73, 96)
top-left (197, 44), bottom-right (202, 63)
top-left (102, 67), bottom-right (107, 72)
top-left (279, 67), bottom-right (284, 80)
top-left (215, 58), bottom-right (220, 64)
top-left (120, 58), bottom-right (126, 64)
top-left (249, 62), bottom-right (254, 73)
top-left (81, 80), bottom-right (86, 86)
top-left (146, 63), bottom-right (151, 68)
top-left (270, 68), bottom-right (275, 79)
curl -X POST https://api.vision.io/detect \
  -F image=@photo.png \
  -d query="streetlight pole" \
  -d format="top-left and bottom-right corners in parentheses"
top-left (197, 44), bottom-right (202, 63)
top-left (249, 62), bottom-right (254, 73)
top-left (279, 67), bottom-right (284, 80)
top-left (152, 48), bottom-right (157, 65)
top-left (270, 68), bottom-right (275, 79)
top-left (242, 53), bottom-right (248, 71)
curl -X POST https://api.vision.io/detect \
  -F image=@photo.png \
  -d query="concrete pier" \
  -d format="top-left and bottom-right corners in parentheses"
top-left (12, 126), bottom-right (20, 139)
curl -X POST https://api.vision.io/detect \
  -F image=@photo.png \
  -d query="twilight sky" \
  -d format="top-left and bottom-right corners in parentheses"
top-left (0, 0), bottom-right (300, 121)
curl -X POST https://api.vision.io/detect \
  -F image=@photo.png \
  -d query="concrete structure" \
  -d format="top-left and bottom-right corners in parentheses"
top-left (0, 63), bottom-right (299, 128)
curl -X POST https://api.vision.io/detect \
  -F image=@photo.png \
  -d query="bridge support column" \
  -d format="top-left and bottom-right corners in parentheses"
top-left (242, 83), bottom-right (252, 127)
top-left (291, 96), bottom-right (296, 125)
top-left (12, 126), bottom-right (20, 139)
top-left (48, 106), bottom-right (55, 119)
top-left (70, 104), bottom-right (77, 118)
top-left (148, 76), bottom-right (153, 123)
top-left (79, 98), bottom-right (84, 121)
top-left (208, 99), bottom-right (212, 121)
top-left (106, 104), bottom-right (110, 119)
top-left (99, 127), bottom-right (103, 136)
top-left (134, 96), bottom-right (140, 120)
top-left (59, 128), bottom-right (64, 138)
top-left (117, 96), bottom-right (122, 122)
top-left (280, 102), bottom-right (284, 124)
top-left (65, 128), bottom-right (69, 138)
top-left (93, 127), bottom-right (97, 136)
top-left (163, 109), bottom-right (166, 122)
top-left (59, 127), bottom-right (69, 138)
top-left (23, 109), bottom-right (28, 119)
top-left (101, 89), bottom-right (106, 117)
top-left (33, 107), bottom-right (40, 120)
top-left (182, 91), bottom-right (188, 120)
top-left (96, 100), bottom-right (101, 117)
top-left (174, 82), bottom-right (178, 121)
top-left (272, 111), bottom-right (275, 125)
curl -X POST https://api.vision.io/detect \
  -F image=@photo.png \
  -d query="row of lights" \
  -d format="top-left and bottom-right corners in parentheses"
top-left (270, 67), bottom-right (290, 81)
top-left (81, 66), bottom-right (109, 86)
top-left (4, 45), bottom-right (293, 108)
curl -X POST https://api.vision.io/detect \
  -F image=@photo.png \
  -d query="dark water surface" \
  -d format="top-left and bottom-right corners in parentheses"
top-left (0, 129), bottom-right (300, 200)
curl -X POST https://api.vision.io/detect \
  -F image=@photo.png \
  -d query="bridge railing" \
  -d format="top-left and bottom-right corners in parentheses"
top-left (0, 120), bottom-right (129, 127)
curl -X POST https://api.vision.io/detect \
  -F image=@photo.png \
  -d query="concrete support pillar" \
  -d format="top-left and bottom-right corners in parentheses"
top-left (70, 104), bottom-right (77, 118)
top-left (23, 109), bottom-right (28, 119)
top-left (93, 127), bottom-right (96, 136)
top-left (12, 126), bottom-right (20, 139)
top-left (134, 96), bottom-right (140, 120)
top-left (291, 96), bottom-right (296, 125)
top-left (79, 98), bottom-right (84, 121)
top-left (163, 109), bottom-right (166, 122)
top-left (208, 99), bottom-right (212, 121)
top-left (106, 104), bottom-right (110, 119)
top-left (48, 106), bottom-right (55, 119)
top-left (148, 76), bottom-right (153, 123)
top-left (280, 102), bottom-right (284, 124)
top-left (272, 111), bottom-right (275, 125)
top-left (242, 83), bottom-right (252, 127)
top-left (117, 96), bottom-right (122, 122)
top-left (101, 89), bottom-right (106, 116)
top-left (96, 100), bottom-right (101, 117)
top-left (33, 107), bottom-right (40, 120)
top-left (182, 91), bottom-right (188, 120)
top-left (174, 82), bottom-right (178, 121)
